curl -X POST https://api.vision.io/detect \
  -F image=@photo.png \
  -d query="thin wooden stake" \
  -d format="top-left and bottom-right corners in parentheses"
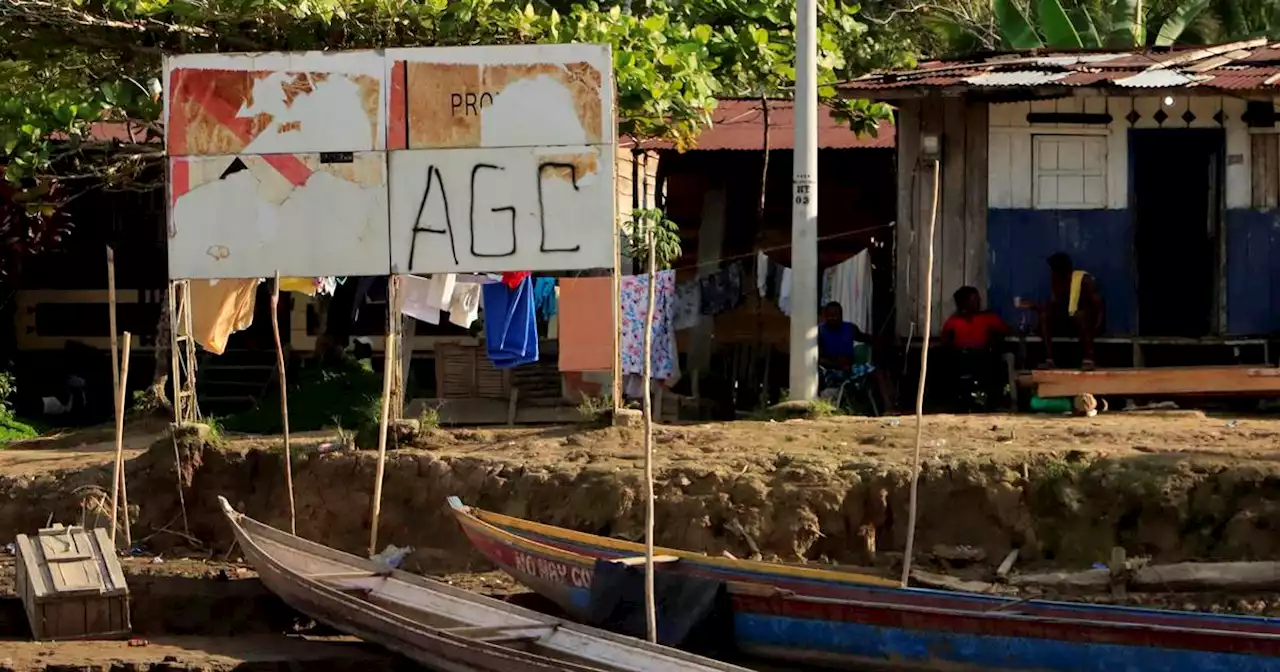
top-left (369, 275), bottom-right (399, 557)
top-left (271, 271), bottom-right (296, 535)
top-left (106, 247), bottom-right (120, 421)
top-left (641, 228), bottom-right (658, 643)
top-left (901, 159), bottom-right (941, 587)
top-left (109, 332), bottom-right (133, 546)
top-left (612, 218), bottom-right (624, 409)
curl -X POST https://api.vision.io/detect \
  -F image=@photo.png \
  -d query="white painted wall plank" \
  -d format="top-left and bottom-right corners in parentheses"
top-left (1224, 97), bottom-right (1252, 209)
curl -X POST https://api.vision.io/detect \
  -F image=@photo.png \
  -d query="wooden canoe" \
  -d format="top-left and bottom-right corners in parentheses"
top-left (217, 496), bottom-right (750, 672)
top-left (449, 496), bottom-right (1280, 671)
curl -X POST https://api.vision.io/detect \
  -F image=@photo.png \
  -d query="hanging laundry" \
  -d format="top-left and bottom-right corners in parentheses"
top-left (698, 262), bottom-right (744, 315)
top-left (449, 282), bottom-right (483, 329)
top-left (672, 281), bottom-right (701, 331)
top-left (558, 277), bottom-right (615, 372)
top-left (401, 274), bottom-right (456, 325)
top-left (822, 250), bottom-right (872, 333)
top-left (547, 285), bottom-right (562, 339)
top-left (778, 266), bottom-right (794, 316)
top-left (532, 277), bottom-right (558, 321)
top-left (189, 279), bottom-right (259, 355)
top-left (350, 276), bottom-right (388, 322)
top-left (620, 270), bottom-right (677, 381)
top-left (756, 252), bottom-right (770, 298)
top-left (279, 277), bottom-right (317, 295)
top-left (481, 277), bottom-right (538, 369)
top-left (502, 271), bottom-right (531, 290)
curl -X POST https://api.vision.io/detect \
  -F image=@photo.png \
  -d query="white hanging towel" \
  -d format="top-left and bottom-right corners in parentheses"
top-left (824, 250), bottom-right (872, 333)
top-left (778, 266), bottom-right (794, 316)
top-left (449, 282), bottom-right (483, 328)
top-left (401, 274), bottom-right (456, 324)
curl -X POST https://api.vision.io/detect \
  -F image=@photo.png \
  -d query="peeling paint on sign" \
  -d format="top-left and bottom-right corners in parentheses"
top-left (164, 51), bottom-right (386, 156)
top-left (167, 153), bottom-right (390, 279)
top-left (386, 45), bottom-right (613, 150)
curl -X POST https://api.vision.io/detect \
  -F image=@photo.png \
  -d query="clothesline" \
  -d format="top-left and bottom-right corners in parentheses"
top-left (662, 221), bottom-right (895, 274)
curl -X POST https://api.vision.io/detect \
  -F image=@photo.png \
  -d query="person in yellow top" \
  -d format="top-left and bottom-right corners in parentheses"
top-left (1017, 252), bottom-right (1104, 371)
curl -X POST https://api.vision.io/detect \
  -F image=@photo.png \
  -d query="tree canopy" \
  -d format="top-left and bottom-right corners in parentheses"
top-left (0, 0), bottom-right (920, 274)
top-left (911, 0), bottom-right (1280, 55)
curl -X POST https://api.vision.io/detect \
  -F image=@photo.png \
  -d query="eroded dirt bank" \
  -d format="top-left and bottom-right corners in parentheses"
top-left (5, 413), bottom-right (1280, 574)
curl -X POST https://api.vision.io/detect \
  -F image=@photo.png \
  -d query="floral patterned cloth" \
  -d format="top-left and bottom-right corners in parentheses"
top-left (619, 270), bottom-right (677, 380)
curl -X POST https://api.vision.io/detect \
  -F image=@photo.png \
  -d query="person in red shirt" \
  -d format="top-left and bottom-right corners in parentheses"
top-left (942, 286), bottom-right (1009, 350)
top-left (939, 286), bottom-right (1009, 410)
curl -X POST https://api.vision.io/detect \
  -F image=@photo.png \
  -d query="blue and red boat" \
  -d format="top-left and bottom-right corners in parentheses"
top-left (448, 496), bottom-right (1280, 671)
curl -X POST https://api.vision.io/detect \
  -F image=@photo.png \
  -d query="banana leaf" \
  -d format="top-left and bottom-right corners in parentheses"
top-left (1038, 0), bottom-right (1084, 47)
top-left (1069, 6), bottom-right (1103, 47)
top-left (994, 0), bottom-right (1045, 49)
top-left (1155, 0), bottom-right (1211, 45)
top-left (1106, 0), bottom-right (1146, 47)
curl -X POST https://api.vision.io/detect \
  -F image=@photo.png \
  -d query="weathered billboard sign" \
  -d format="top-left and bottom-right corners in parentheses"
top-left (163, 45), bottom-right (614, 280)
top-left (387, 44), bottom-right (614, 274)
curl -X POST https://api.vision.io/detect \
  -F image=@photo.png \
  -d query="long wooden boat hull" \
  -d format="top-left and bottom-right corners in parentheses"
top-left (449, 497), bottom-right (1280, 672)
top-left (219, 496), bottom-right (750, 672)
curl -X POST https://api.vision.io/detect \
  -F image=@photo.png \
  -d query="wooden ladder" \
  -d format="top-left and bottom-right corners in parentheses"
top-left (170, 280), bottom-right (200, 424)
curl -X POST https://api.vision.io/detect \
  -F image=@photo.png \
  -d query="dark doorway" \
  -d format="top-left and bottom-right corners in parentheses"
top-left (1130, 128), bottom-right (1223, 337)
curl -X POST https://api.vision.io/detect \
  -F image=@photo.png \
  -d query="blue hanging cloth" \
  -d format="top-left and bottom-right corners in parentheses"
top-left (482, 277), bottom-right (539, 369)
top-left (532, 276), bottom-right (558, 320)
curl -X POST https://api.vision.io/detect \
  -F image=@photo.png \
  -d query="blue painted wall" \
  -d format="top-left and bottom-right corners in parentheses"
top-left (987, 209), bottom-right (1135, 335)
top-left (1225, 209), bottom-right (1280, 335)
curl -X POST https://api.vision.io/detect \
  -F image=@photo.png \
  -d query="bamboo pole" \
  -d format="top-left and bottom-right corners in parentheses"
top-left (369, 275), bottom-right (399, 557)
top-left (901, 159), bottom-right (941, 587)
top-left (271, 271), bottom-right (296, 535)
top-left (641, 228), bottom-right (658, 643)
top-left (109, 332), bottom-right (132, 546)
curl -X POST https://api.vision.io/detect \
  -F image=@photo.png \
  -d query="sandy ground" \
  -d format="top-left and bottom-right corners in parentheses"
top-left (0, 636), bottom-right (391, 671)
top-left (9, 409), bottom-right (1280, 478)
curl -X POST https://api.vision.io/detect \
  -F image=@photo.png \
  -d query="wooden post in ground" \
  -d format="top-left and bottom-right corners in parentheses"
top-left (369, 275), bottom-right (400, 557)
top-left (901, 159), bottom-right (941, 587)
top-left (271, 271), bottom-right (296, 535)
top-left (109, 332), bottom-right (133, 546)
top-left (640, 228), bottom-right (658, 643)
top-left (107, 247), bottom-right (120, 421)
top-left (612, 218), bottom-right (624, 410)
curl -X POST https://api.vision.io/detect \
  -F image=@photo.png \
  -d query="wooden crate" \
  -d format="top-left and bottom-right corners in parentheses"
top-left (14, 524), bottom-right (131, 640)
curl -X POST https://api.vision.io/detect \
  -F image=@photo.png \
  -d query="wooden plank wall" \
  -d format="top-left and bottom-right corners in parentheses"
top-left (894, 97), bottom-right (988, 337)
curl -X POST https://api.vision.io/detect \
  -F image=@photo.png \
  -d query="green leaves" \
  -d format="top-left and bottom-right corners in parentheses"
top-left (994, 0), bottom-right (1045, 49)
top-left (1037, 0), bottom-right (1082, 47)
top-left (1155, 0), bottom-right (1212, 45)
top-left (1106, 0), bottom-right (1146, 47)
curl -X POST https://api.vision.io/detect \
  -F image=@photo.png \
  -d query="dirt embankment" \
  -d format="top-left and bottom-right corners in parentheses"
top-left (4, 413), bottom-right (1280, 574)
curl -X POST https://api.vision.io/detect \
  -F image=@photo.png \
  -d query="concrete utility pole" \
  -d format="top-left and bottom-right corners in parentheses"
top-left (789, 0), bottom-right (819, 401)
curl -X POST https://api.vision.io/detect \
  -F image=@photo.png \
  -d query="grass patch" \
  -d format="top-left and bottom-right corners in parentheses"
top-left (0, 413), bottom-right (41, 446)
top-left (223, 357), bottom-right (382, 435)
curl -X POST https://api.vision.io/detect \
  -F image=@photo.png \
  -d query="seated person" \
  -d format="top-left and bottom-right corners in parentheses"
top-left (941, 286), bottom-right (1008, 351)
top-left (1017, 253), bottom-right (1104, 370)
top-left (818, 301), bottom-right (870, 377)
top-left (939, 286), bottom-right (1009, 409)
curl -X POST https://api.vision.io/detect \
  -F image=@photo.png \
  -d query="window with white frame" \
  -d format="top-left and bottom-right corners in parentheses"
top-left (1033, 134), bottom-right (1108, 209)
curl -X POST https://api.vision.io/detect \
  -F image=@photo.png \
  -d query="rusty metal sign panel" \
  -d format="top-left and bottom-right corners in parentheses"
top-left (168, 153), bottom-right (391, 279)
top-left (164, 51), bottom-right (386, 156)
top-left (386, 45), bottom-right (614, 273)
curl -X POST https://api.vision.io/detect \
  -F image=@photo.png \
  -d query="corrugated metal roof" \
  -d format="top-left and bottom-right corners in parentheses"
top-left (641, 98), bottom-right (894, 151)
top-left (844, 39), bottom-right (1280, 95)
